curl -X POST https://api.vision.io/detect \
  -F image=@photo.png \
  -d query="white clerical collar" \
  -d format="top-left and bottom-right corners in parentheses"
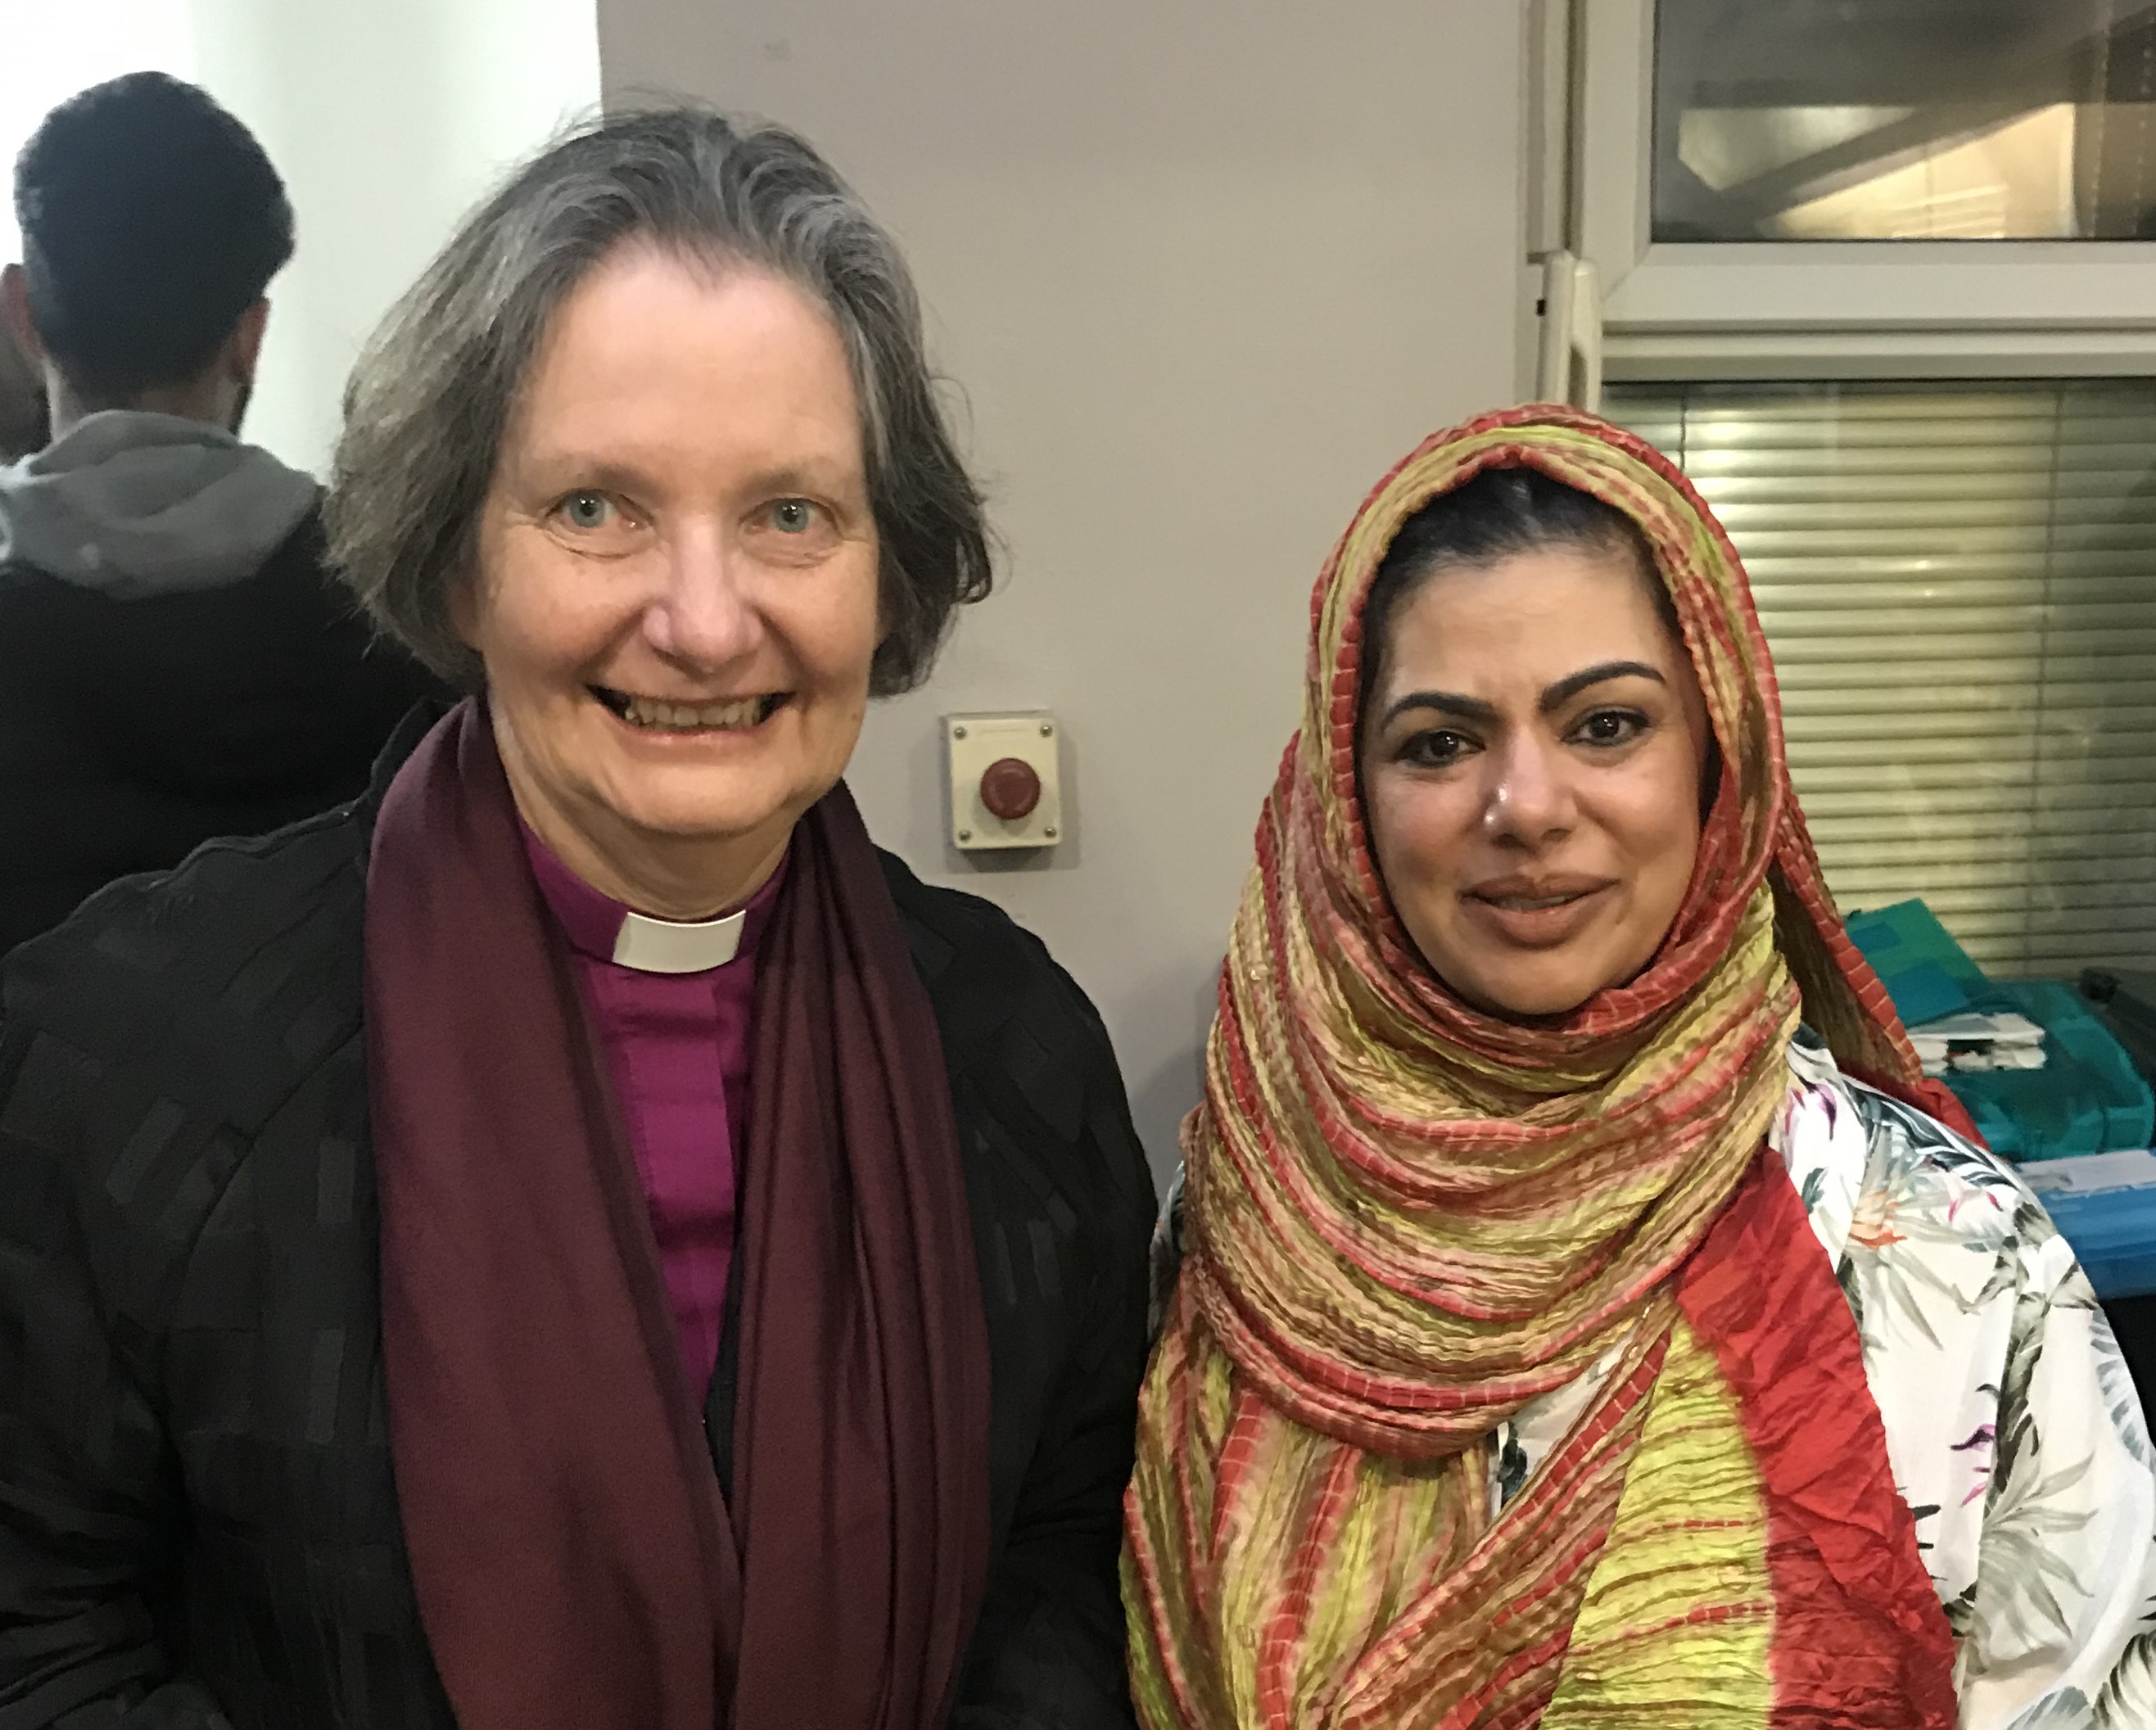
top-left (611, 906), bottom-right (748, 973)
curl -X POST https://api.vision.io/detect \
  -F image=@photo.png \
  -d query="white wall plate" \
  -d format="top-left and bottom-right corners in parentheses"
top-left (947, 712), bottom-right (1063, 851)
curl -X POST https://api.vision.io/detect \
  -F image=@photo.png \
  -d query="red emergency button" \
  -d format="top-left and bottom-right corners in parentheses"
top-left (979, 757), bottom-right (1042, 821)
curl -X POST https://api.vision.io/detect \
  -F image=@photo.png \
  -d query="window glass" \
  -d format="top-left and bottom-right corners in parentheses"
top-left (1607, 378), bottom-right (2156, 978)
top-left (1652, 0), bottom-right (2156, 241)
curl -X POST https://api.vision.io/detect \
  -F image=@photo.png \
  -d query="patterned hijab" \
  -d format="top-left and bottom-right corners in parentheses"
top-left (1123, 407), bottom-right (1948, 1728)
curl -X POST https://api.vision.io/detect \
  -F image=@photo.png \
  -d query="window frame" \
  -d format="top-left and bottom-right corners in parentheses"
top-left (1573, 0), bottom-right (2156, 386)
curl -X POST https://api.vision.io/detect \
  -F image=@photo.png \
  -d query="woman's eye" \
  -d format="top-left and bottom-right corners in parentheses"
top-left (1402, 729), bottom-right (1472, 768)
top-left (1574, 709), bottom-right (1648, 748)
top-left (554, 490), bottom-right (621, 531)
top-left (749, 497), bottom-right (842, 561)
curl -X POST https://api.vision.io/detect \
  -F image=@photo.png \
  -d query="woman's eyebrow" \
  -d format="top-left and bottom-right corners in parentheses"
top-left (1540, 661), bottom-right (1666, 711)
top-left (1379, 662), bottom-right (1667, 732)
top-left (1380, 689), bottom-right (1499, 729)
top-left (508, 449), bottom-right (657, 497)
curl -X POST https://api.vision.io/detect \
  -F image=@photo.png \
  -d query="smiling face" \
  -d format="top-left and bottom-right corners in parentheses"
top-left (463, 246), bottom-right (880, 917)
top-left (1358, 540), bottom-right (1714, 1019)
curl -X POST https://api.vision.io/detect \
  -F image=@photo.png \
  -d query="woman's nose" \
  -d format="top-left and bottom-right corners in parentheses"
top-left (1482, 734), bottom-right (1575, 845)
top-left (641, 528), bottom-right (762, 669)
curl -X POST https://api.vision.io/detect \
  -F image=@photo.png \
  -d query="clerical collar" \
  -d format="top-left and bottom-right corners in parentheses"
top-left (612, 906), bottom-right (748, 972)
top-left (518, 821), bottom-right (788, 974)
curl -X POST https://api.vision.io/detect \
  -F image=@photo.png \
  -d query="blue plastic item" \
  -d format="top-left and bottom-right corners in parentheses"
top-left (2023, 1151), bottom-right (2156, 1301)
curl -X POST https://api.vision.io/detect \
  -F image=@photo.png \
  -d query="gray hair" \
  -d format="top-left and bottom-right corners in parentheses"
top-left (326, 106), bottom-right (992, 693)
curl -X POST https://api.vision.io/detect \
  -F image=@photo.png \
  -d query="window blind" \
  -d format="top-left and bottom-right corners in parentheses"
top-left (1604, 379), bottom-right (2156, 979)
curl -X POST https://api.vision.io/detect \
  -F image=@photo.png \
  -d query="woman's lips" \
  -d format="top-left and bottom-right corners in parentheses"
top-left (1461, 880), bottom-right (1615, 948)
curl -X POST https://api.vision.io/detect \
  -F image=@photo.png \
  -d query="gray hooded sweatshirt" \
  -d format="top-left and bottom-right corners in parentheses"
top-left (0, 408), bottom-right (319, 597)
top-left (0, 408), bottom-right (441, 955)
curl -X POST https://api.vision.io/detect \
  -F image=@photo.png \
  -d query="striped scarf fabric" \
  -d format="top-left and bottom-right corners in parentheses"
top-left (1123, 407), bottom-right (1953, 1728)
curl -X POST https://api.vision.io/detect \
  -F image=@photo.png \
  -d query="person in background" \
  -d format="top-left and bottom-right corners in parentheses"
top-left (0, 309), bottom-right (43, 460)
top-left (1127, 408), bottom-right (2156, 1728)
top-left (0, 72), bottom-right (438, 955)
top-left (0, 105), bottom-right (1152, 1729)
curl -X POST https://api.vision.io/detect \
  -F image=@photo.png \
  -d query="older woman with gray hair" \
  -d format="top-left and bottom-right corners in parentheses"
top-left (0, 108), bottom-right (1153, 1730)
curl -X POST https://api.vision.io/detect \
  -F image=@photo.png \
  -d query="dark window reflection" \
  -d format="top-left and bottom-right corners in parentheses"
top-left (1652, 0), bottom-right (2156, 241)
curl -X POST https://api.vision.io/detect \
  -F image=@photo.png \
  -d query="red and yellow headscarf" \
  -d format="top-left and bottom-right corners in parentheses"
top-left (1123, 408), bottom-right (1959, 1728)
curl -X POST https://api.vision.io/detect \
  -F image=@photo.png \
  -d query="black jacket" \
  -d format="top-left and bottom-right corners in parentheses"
top-left (0, 719), bottom-right (1156, 1728)
top-left (0, 509), bottom-right (442, 956)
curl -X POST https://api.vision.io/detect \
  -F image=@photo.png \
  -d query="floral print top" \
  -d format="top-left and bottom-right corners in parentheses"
top-left (1149, 1028), bottom-right (2156, 1727)
top-left (1775, 1029), bottom-right (2156, 1728)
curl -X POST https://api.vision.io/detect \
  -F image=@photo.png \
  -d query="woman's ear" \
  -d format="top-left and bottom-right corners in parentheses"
top-left (448, 570), bottom-right (482, 656)
top-left (873, 558), bottom-right (896, 653)
top-left (1698, 737), bottom-right (1725, 824)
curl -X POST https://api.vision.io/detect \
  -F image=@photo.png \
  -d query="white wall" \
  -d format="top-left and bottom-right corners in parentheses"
top-left (192, 0), bottom-right (601, 474)
top-left (0, 0), bottom-right (602, 477)
top-left (600, 2), bottom-right (1530, 1180)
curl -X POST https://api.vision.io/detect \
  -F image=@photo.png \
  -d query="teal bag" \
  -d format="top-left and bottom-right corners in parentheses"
top-left (1844, 901), bottom-right (2155, 1162)
top-left (1940, 980), bottom-right (2154, 1162)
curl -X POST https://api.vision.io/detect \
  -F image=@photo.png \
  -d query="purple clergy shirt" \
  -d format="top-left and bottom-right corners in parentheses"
top-left (521, 824), bottom-right (787, 1392)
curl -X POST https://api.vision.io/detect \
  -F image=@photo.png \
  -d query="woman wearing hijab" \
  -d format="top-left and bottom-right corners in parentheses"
top-left (1126, 406), bottom-right (2156, 1729)
top-left (0, 108), bottom-right (1153, 1729)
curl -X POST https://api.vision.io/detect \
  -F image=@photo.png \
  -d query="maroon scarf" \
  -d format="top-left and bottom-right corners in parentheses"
top-left (365, 699), bottom-right (993, 1728)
